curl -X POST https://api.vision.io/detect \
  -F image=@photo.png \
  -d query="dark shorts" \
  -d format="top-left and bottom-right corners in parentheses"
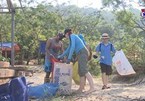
top-left (100, 63), bottom-right (112, 75)
top-left (78, 48), bottom-right (89, 77)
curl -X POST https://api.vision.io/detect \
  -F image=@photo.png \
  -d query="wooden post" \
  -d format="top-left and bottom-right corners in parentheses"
top-left (11, 9), bottom-right (15, 67)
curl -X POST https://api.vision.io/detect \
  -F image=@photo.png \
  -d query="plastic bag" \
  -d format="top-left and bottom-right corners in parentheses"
top-left (112, 50), bottom-right (136, 76)
top-left (72, 62), bottom-right (80, 85)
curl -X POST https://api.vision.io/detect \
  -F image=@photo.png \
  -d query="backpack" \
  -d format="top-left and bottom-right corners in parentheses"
top-left (10, 77), bottom-right (28, 101)
top-left (99, 43), bottom-right (113, 52)
top-left (0, 83), bottom-right (11, 101)
top-left (0, 77), bottom-right (28, 101)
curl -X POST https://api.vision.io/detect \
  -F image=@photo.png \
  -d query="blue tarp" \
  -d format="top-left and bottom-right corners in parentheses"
top-left (28, 83), bottom-right (59, 99)
top-left (0, 42), bottom-right (18, 48)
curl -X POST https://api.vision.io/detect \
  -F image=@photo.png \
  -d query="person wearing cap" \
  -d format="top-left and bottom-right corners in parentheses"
top-left (44, 33), bottom-right (64, 83)
top-left (94, 33), bottom-right (116, 90)
top-left (58, 28), bottom-right (95, 94)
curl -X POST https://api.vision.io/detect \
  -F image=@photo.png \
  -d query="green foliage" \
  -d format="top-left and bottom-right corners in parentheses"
top-left (88, 59), bottom-right (101, 76)
top-left (0, 54), bottom-right (10, 62)
top-left (0, 0), bottom-right (145, 70)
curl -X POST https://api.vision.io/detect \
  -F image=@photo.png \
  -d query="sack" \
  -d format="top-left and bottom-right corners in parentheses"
top-left (53, 62), bottom-right (72, 95)
top-left (28, 83), bottom-right (59, 99)
top-left (10, 77), bottom-right (28, 101)
top-left (112, 50), bottom-right (136, 76)
top-left (72, 62), bottom-right (80, 85)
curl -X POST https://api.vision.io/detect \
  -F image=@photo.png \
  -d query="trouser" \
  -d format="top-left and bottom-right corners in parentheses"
top-left (78, 48), bottom-right (89, 77)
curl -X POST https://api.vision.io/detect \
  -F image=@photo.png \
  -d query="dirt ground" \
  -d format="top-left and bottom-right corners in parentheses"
top-left (26, 66), bottom-right (145, 101)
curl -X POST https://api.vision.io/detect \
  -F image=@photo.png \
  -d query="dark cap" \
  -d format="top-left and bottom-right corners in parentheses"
top-left (64, 28), bottom-right (72, 34)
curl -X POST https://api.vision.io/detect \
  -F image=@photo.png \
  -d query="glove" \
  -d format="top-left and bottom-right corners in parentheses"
top-left (93, 55), bottom-right (98, 59)
top-left (66, 59), bottom-right (71, 64)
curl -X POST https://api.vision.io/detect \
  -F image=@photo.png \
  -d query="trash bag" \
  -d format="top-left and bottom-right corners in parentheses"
top-left (72, 62), bottom-right (80, 85)
top-left (112, 50), bottom-right (136, 76)
top-left (28, 83), bottom-right (59, 99)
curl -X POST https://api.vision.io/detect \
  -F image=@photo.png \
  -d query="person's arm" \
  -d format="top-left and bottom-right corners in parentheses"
top-left (60, 41), bottom-right (64, 53)
top-left (111, 44), bottom-right (116, 53)
top-left (68, 35), bottom-right (75, 60)
top-left (93, 44), bottom-right (100, 59)
top-left (45, 39), bottom-right (52, 58)
top-left (58, 45), bottom-right (70, 58)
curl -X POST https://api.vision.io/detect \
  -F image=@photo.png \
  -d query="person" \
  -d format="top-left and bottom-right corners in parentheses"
top-left (58, 28), bottom-right (95, 94)
top-left (94, 33), bottom-right (116, 90)
top-left (77, 34), bottom-right (92, 89)
top-left (44, 33), bottom-right (64, 83)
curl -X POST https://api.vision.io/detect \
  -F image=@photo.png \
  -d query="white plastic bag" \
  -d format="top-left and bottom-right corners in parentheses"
top-left (112, 50), bottom-right (136, 76)
top-left (53, 62), bottom-right (72, 95)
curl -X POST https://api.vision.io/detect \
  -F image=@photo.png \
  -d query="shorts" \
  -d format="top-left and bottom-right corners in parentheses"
top-left (78, 48), bottom-right (89, 77)
top-left (100, 63), bottom-right (112, 75)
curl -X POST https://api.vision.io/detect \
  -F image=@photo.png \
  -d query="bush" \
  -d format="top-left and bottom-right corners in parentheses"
top-left (0, 54), bottom-right (10, 62)
top-left (88, 59), bottom-right (101, 76)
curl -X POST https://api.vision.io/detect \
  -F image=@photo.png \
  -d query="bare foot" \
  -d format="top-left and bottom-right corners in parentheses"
top-left (84, 88), bottom-right (96, 95)
top-left (72, 89), bottom-right (83, 94)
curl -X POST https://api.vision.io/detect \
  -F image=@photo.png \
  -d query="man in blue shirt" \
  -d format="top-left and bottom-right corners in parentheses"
top-left (58, 28), bottom-right (95, 94)
top-left (95, 33), bottom-right (116, 90)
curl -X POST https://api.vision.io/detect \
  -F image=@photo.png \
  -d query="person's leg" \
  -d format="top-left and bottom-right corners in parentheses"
top-left (79, 48), bottom-right (94, 94)
top-left (100, 63), bottom-right (109, 89)
top-left (77, 76), bottom-right (85, 92)
top-left (105, 65), bottom-right (112, 87)
top-left (102, 73), bottom-right (107, 86)
top-left (76, 48), bottom-right (92, 93)
top-left (83, 77), bottom-right (86, 90)
top-left (85, 72), bottom-right (95, 93)
top-left (44, 72), bottom-right (51, 83)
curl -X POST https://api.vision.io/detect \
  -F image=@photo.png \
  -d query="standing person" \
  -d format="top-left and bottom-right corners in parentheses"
top-left (94, 33), bottom-right (116, 90)
top-left (58, 28), bottom-right (95, 94)
top-left (44, 33), bottom-right (64, 83)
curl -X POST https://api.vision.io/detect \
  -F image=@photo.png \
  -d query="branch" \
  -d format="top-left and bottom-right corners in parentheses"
top-left (132, 19), bottom-right (145, 31)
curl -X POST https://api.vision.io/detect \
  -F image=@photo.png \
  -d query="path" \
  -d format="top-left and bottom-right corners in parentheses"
top-left (26, 71), bottom-right (145, 101)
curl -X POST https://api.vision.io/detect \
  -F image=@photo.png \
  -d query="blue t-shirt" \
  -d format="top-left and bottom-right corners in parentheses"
top-left (96, 42), bottom-right (116, 66)
top-left (59, 34), bottom-right (86, 60)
